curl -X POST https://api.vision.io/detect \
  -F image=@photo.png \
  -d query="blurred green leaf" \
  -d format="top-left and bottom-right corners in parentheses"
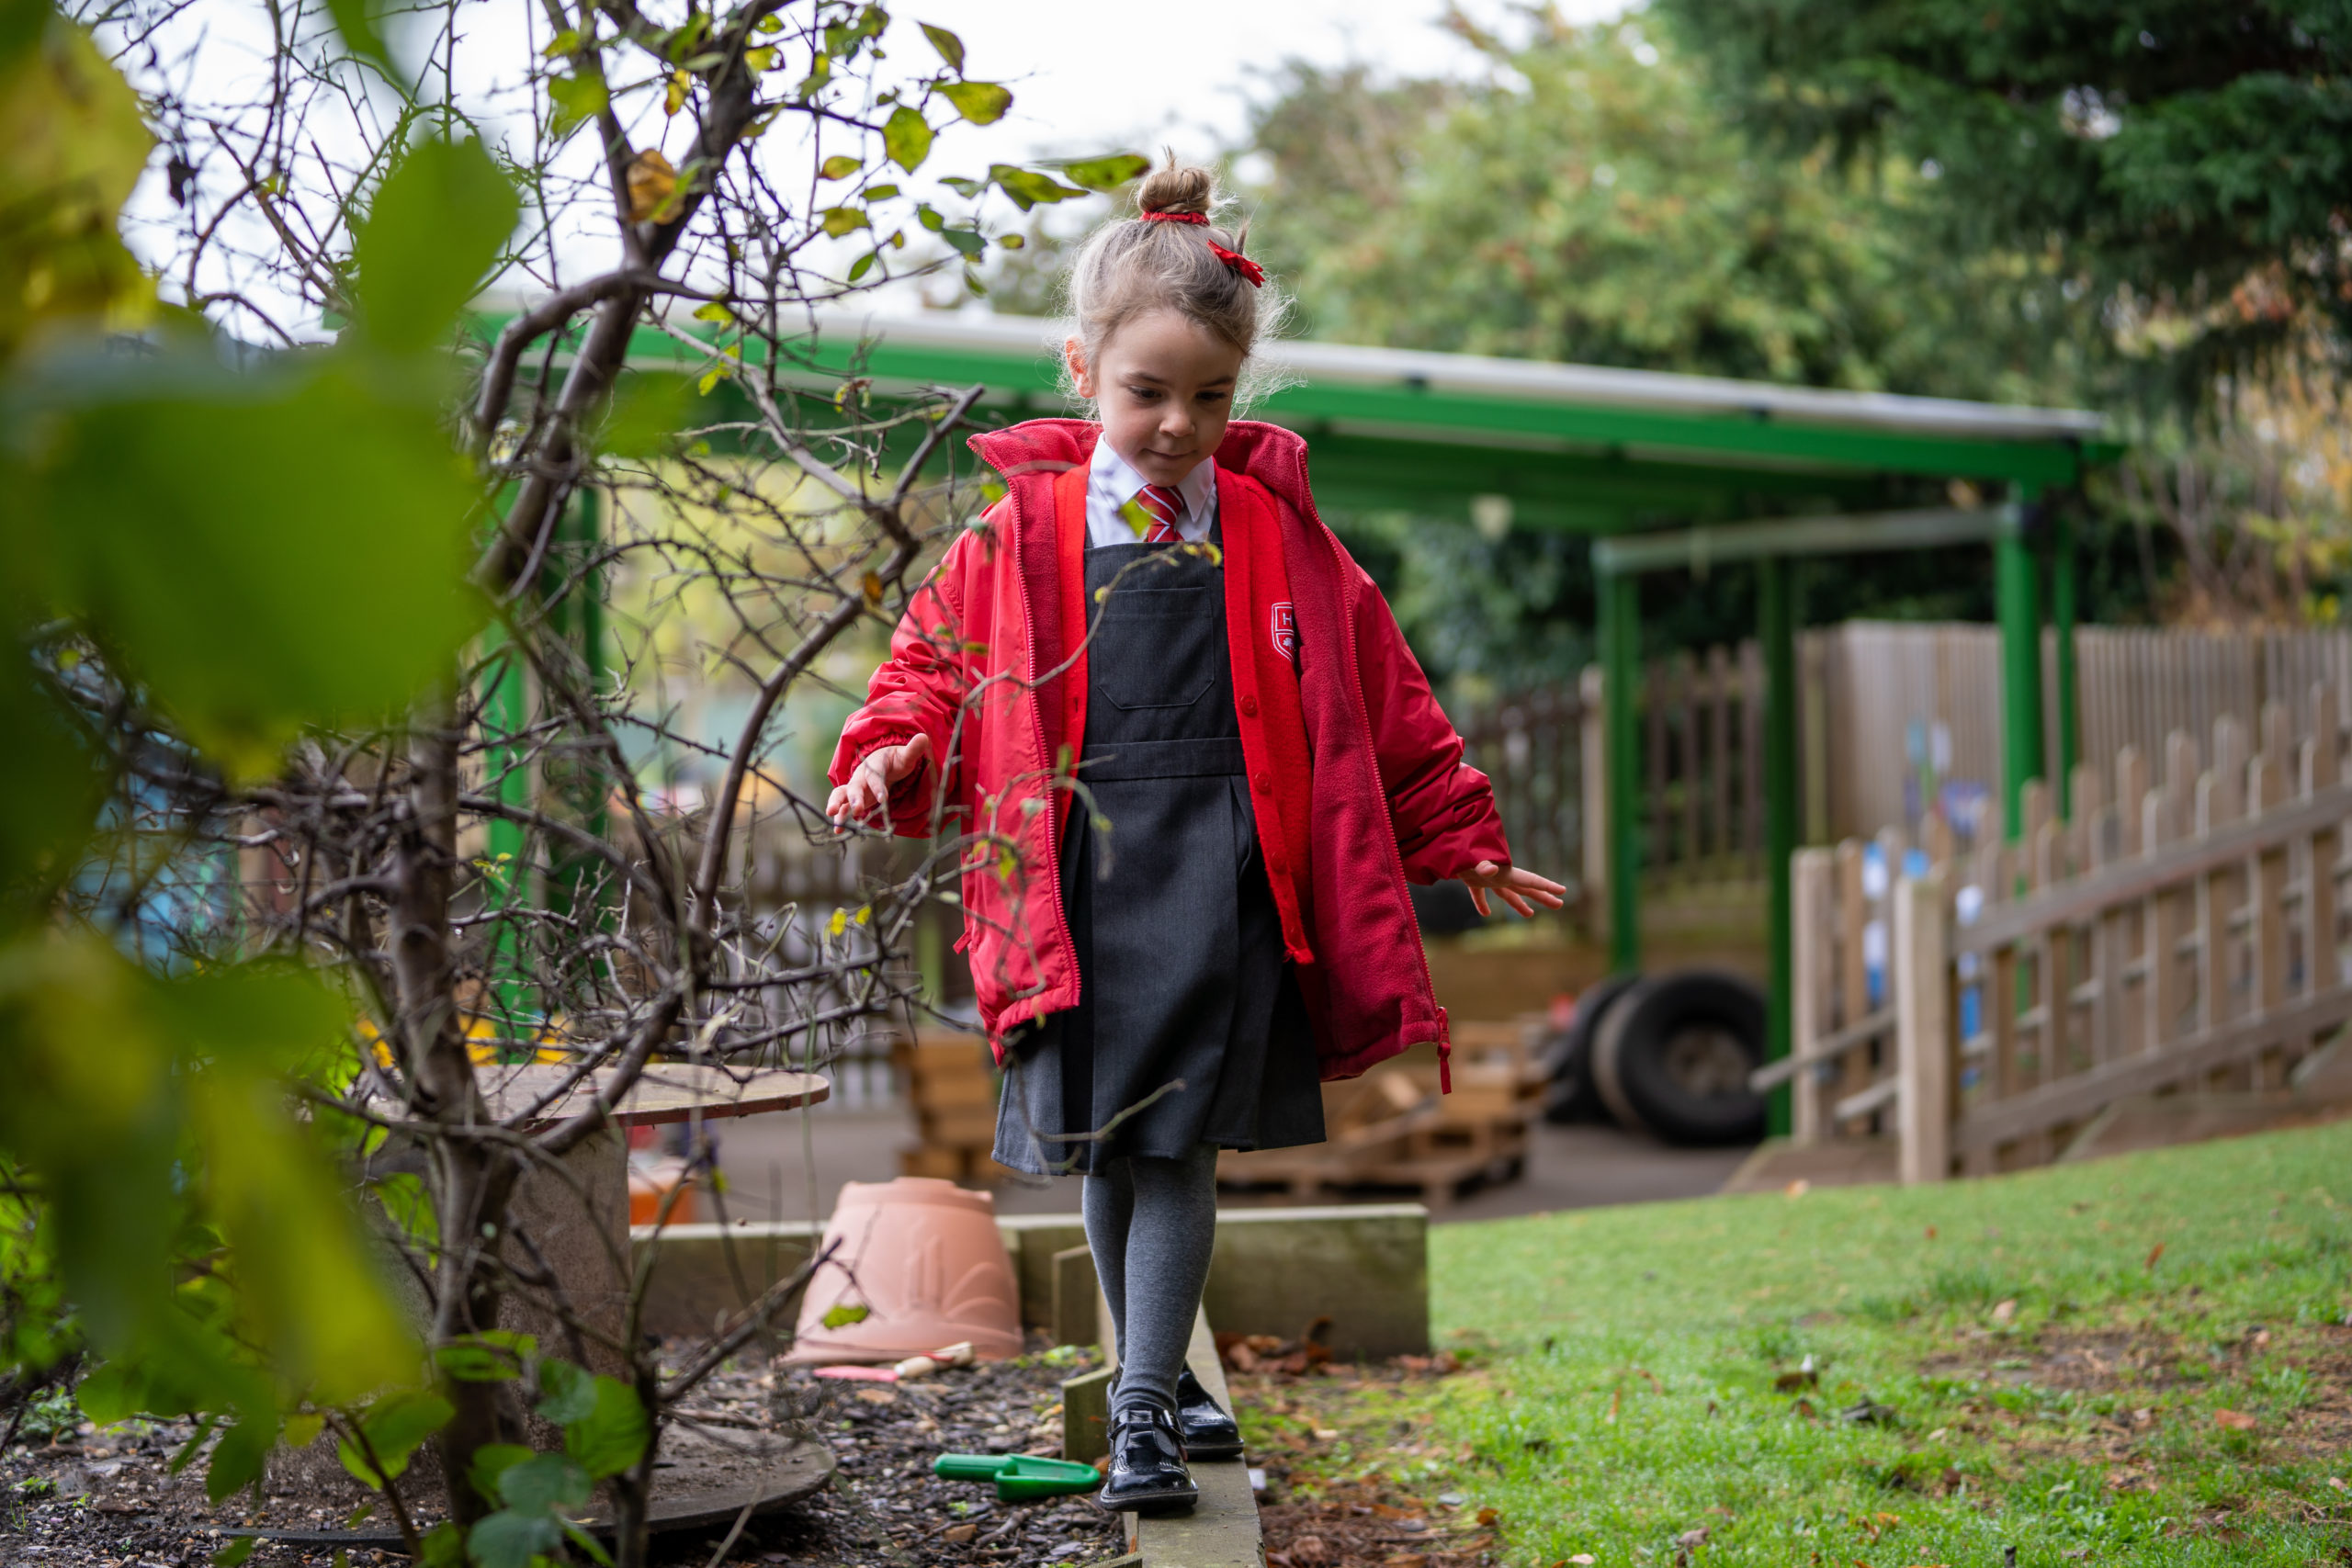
top-left (495, 1450), bottom-right (592, 1512)
top-left (818, 153), bottom-right (861, 180)
top-left (596, 374), bottom-right (688, 458)
top-left (547, 72), bottom-right (607, 136)
top-left (0, 655), bottom-right (102, 922)
top-left (918, 22), bottom-right (964, 73)
top-left (351, 137), bottom-right (518, 355)
top-left (14, 352), bottom-right (487, 774)
top-left (562, 1375), bottom-right (648, 1479)
top-left (465, 1441), bottom-right (536, 1506)
top-left (820, 205), bottom-right (868, 237)
top-left (336, 1388), bottom-right (454, 1483)
top-left (0, 11), bottom-right (153, 362)
top-left (322, 0), bottom-right (402, 89)
top-left (535, 1358), bottom-right (596, 1425)
top-left (941, 228), bottom-right (985, 258)
top-left (467, 1507), bottom-right (563, 1568)
top-left (205, 1412), bottom-right (277, 1503)
top-left (987, 164), bottom-right (1084, 212)
top-left (939, 80), bottom-right (1011, 125)
top-left (820, 1302), bottom-right (869, 1329)
top-left (1045, 153), bottom-right (1149, 192)
top-left (884, 106), bottom-right (932, 172)
top-left (435, 1332), bottom-right (533, 1382)
top-left (211, 1539), bottom-right (257, 1568)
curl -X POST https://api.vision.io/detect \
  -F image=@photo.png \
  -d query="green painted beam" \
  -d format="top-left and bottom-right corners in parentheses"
top-left (1996, 496), bottom-right (2046, 838)
top-left (501, 317), bottom-right (2099, 511)
top-left (1591, 507), bottom-right (2010, 575)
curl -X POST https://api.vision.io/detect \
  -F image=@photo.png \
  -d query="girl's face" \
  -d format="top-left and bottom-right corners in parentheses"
top-left (1066, 309), bottom-right (1245, 487)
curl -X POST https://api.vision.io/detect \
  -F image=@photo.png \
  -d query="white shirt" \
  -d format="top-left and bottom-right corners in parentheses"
top-left (1085, 437), bottom-right (1219, 548)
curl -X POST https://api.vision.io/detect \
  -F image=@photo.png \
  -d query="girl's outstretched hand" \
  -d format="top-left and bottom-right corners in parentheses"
top-left (826, 732), bottom-right (933, 830)
top-left (1460, 860), bottom-right (1568, 919)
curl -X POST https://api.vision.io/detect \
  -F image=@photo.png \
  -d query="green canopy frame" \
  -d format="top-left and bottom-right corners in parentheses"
top-left (550, 309), bottom-right (2116, 1122)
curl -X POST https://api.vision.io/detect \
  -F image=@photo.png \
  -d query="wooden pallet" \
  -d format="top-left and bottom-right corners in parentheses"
top-left (1216, 1018), bottom-right (1544, 1204)
top-left (891, 1029), bottom-right (1015, 1184)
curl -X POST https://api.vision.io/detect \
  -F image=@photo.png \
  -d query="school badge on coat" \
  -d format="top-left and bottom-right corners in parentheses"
top-left (1271, 603), bottom-right (1297, 660)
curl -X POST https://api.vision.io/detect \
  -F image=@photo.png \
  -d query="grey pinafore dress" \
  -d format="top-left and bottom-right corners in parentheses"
top-left (992, 534), bottom-right (1325, 1178)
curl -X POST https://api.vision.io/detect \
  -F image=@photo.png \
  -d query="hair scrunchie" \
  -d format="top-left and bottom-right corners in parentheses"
top-left (1139, 209), bottom-right (1265, 288)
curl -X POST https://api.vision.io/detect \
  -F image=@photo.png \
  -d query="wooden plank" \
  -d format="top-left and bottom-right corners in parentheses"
top-left (1955, 979), bottom-right (2352, 1154)
top-left (2251, 753), bottom-right (2290, 1086)
top-left (1894, 871), bottom-right (1952, 1184)
top-left (1957, 774), bottom-right (2352, 953)
top-left (1790, 848), bottom-right (1834, 1139)
top-left (2306, 683), bottom-right (2342, 1056)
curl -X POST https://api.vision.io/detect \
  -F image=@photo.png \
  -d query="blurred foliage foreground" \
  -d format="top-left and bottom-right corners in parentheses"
top-left (0, 0), bottom-right (1103, 1558)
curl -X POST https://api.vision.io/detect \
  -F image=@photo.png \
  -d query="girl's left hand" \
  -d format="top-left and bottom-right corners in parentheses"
top-left (1460, 861), bottom-right (1568, 919)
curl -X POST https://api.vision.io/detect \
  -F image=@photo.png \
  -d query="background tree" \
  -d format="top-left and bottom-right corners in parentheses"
top-left (2, 0), bottom-right (1118, 1561)
top-left (1650, 0), bottom-right (2352, 410)
top-left (1232, 10), bottom-right (2113, 695)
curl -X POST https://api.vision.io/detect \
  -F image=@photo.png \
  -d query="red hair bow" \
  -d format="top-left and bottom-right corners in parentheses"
top-left (1140, 209), bottom-right (1265, 288)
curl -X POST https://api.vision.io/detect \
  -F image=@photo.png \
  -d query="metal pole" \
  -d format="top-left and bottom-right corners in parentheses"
top-left (1996, 497), bottom-right (2045, 839)
top-left (1599, 570), bottom-right (1642, 975)
top-left (1758, 555), bottom-right (1797, 1137)
top-left (2052, 507), bottom-right (2079, 818)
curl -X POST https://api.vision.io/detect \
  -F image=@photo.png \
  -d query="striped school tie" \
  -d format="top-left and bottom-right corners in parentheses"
top-left (1131, 483), bottom-right (1185, 543)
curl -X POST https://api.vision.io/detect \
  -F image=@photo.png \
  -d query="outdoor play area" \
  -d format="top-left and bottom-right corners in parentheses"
top-left (7, 2), bottom-right (2352, 1568)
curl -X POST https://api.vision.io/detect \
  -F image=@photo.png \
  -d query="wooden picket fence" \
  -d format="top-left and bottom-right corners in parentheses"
top-left (1777, 683), bottom-right (2352, 1181)
top-left (1458, 643), bottom-right (1766, 919)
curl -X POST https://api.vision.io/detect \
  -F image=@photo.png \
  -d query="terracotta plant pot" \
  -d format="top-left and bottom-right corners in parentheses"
top-left (789, 1178), bottom-right (1023, 1362)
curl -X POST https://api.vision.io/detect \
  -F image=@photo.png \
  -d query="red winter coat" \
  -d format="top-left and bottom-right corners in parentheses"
top-left (829, 418), bottom-right (1512, 1083)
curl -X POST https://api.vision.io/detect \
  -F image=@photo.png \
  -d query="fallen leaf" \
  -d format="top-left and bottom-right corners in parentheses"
top-left (854, 1387), bottom-right (897, 1405)
top-left (1785, 1179), bottom-right (1811, 1198)
top-left (1991, 1299), bottom-right (2018, 1324)
top-left (1568, 1558), bottom-right (1597, 1566)
top-left (1792, 1398), bottom-right (1817, 1420)
top-left (942, 1524), bottom-right (978, 1543)
top-left (1385, 1555), bottom-right (1427, 1568)
top-left (2145, 1241), bottom-right (2165, 1270)
top-left (1476, 1507), bottom-right (1500, 1527)
top-left (1924, 1226), bottom-right (1937, 1240)
top-left (2213, 1408), bottom-right (2257, 1431)
top-left (1676, 1527), bottom-right (1710, 1548)
top-left (1288, 1536), bottom-right (1329, 1566)
top-left (1774, 1368), bottom-right (1818, 1393)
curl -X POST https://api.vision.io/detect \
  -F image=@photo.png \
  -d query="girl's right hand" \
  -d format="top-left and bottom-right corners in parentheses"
top-left (826, 732), bottom-right (933, 829)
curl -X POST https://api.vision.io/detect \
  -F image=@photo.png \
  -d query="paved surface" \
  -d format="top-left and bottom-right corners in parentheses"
top-left (700, 1105), bottom-right (1753, 1228)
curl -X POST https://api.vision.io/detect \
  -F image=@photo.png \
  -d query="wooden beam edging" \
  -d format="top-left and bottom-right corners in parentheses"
top-left (1122, 1305), bottom-right (1262, 1568)
top-left (1958, 778), bottom-right (2352, 953)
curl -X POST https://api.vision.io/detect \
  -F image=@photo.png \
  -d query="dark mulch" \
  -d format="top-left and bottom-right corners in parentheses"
top-left (0, 1336), bottom-right (1126, 1568)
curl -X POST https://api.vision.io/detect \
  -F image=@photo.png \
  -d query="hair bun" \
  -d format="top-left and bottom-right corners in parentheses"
top-left (1136, 161), bottom-right (1215, 218)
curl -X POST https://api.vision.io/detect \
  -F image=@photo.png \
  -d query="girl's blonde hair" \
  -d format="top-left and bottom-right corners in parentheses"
top-left (1062, 159), bottom-right (1292, 410)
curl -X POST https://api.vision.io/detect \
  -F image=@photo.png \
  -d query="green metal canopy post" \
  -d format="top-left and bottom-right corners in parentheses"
top-left (1600, 570), bottom-right (1642, 975)
top-left (1996, 496), bottom-right (2046, 838)
top-left (1758, 556), bottom-right (1798, 1137)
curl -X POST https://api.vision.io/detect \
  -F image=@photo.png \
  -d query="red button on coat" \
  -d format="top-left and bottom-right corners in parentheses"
top-left (1252, 771), bottom-right (1270, 791)
top-left (1241, 694), bottom-right (1260, 717)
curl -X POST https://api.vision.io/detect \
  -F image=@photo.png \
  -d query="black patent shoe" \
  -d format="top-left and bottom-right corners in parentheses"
top-left (1096, 1404), bottom-right (1197, 1514)
top-left (1174, 1367), bottom-right (1243, 1459)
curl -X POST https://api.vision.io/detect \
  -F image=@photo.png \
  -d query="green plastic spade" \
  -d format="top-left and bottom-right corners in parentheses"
top-left (933, 1452), bottom-right (1104, 1500)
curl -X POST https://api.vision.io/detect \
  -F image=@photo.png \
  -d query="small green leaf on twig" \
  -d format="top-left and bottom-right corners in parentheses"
top-left (822, 1302), bottom-right (871, 1329)
top-left (884, 106), bottom-right (933, 173)
top-left (920, 23), bottom-right (965, 73)
top-left (940, 80), bottom-right (1012, 124)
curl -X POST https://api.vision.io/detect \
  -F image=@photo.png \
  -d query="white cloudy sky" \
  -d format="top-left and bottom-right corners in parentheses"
top-left (894, 0), bottom-right (1627, 165)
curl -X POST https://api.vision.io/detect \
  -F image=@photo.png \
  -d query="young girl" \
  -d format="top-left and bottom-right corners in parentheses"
top-left (828, 163), bottom-right (1562, 1512)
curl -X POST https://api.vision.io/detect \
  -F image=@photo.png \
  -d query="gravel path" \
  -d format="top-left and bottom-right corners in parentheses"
top-left (0, 1337), bottom-right (1127, 1568)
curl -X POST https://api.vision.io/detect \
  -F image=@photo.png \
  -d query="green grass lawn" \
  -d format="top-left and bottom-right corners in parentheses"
top-left (1238, 1121), bottom-right (2352, 1567)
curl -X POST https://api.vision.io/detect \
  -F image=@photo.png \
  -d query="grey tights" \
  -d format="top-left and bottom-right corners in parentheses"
top-left (1083, 1143), bottom-right (1218, 1418)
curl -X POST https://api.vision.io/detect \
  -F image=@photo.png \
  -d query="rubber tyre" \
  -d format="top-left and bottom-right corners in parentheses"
top-left (1539, 974), bottom-right (1641, 1125)
top-left (1590, 971), bottom-right (1767, 1145)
